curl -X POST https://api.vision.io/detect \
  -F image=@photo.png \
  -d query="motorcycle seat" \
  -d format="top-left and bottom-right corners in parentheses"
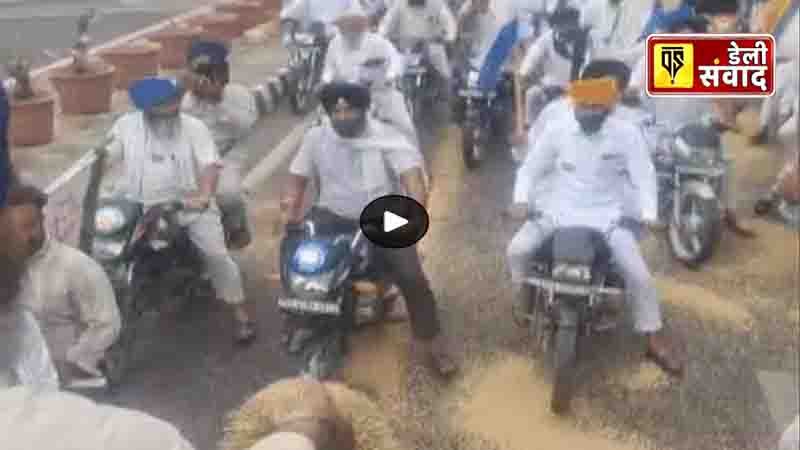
top-left (532, 226), bottom-right (612, 267)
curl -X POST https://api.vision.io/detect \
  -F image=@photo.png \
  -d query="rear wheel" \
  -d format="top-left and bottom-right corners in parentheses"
top-left (550, 307), bottom-right (579, 415)
top-left (668, 191), bottom-right (722, 268)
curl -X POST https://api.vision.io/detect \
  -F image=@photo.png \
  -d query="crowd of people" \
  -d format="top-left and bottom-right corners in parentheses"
top-left (1, 0), bottom-right (798, 448)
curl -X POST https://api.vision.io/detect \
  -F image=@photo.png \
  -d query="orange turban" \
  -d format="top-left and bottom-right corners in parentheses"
top-left (567, 78), bottom-right (619, 107)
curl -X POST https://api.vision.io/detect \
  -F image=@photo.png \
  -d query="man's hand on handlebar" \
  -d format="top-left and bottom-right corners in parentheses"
top-left (184, 191), bottom-right (211, 211)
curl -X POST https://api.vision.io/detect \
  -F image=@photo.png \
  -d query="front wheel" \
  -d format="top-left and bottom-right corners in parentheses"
top-left (461, 124), bottom-right (483, 169)
top-left (103, 287), bottom-right (140, 392)
top-left (304, 331), bottom-right (346, 380)
top-left (550, 307), bottom-right (578, 415)
top-left (667, 189), bottom-right (722, 268)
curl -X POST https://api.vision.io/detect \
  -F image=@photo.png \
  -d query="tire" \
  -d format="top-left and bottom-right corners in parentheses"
top-left (289, 70), bottom-right (314, 115)
top-left (104, 288), bottom-right (139, 392)
top-left (667, 190), bottom-right (722, 269)
top-left (304, 332), bottom-right (345, 380)
top-left (550, 307), bottom-right (578, 415)
top-left (462, 125), bottom-right (482, 170)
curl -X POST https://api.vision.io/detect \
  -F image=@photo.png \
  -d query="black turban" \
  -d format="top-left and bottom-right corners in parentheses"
top-left (319, 82), bottom-right (371, 114)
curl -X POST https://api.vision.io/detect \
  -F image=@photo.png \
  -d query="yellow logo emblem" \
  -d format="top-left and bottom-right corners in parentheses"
top-left (653, 43), bottom-right (694, 89)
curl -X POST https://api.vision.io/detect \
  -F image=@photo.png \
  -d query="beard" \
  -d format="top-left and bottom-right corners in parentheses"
top-left (145, 113), bottom-right (181, 140)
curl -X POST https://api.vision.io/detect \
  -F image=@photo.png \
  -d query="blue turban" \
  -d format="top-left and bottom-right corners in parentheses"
top-left (1, 83), bottom-right (10, 207)
top-left (188, 39), bottom-right (230, 66)
top-left (128, 77), bottom-right (182, 112)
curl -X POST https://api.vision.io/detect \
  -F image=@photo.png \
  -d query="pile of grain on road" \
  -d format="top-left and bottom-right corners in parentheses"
top-left (220, 377), bottom-right (338, 450)
top-left (447, 353), bottom-right (656, 450)
top-left (341, 323), bottom-right (412, 403)
top-left (221, 378), bottom-right (404, 450)
top-left (655, 278), bottom-right (755, 331)
top-left (325, 382), bottom-right (406, 450)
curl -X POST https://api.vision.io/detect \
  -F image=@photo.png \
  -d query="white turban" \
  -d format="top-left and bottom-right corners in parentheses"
top-left (248, 432), bottom-right (317, 450)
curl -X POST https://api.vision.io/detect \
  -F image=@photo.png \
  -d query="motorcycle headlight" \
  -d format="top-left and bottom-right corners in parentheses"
top-left (552, 263), bottom-right (592, 283)
top-left (92, 238), bottom-right (125, 261)
top-left (95, 206), bottom-right (127, 235)
top-left (292, 241), bottom-right (327, 274)
top-left (467, 70), bottom-right (480, 87)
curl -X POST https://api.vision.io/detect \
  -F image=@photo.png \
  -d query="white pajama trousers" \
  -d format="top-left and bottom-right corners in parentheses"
top-left (182, 208), bottom-right (246, 305)
top-left (506, 218), bottom-right (663, 333)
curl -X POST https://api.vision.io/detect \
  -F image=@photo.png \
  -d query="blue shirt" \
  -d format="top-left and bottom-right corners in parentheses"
top-left (1, 83), bottom-right (10, 207)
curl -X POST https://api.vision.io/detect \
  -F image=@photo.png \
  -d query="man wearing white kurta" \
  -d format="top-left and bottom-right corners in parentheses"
top-left (507, 76), bottom-right (684, 375)
top-left (323, 3), bottom-right (418, 145)
top-left (0, 386), bottom-right (196, 450)
top-left (580, 0), bottom-right (658, 68)
top-left (182, 40), bottom-right (259, 250)
top-left (627, 13), bottom-right (755, 236)
top-left (379, 0), bottom-right (458, 82)
top-left (279, 0), bottom-right (353, 37)
top-left (106, 77), bottom-right (256, 343)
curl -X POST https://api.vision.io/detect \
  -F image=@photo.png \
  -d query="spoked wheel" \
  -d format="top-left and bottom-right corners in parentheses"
top-left (667, 191), bottom-right (722, 269)
top-left (550, 307), bottom-right (579, 415)
top-left (527, 287), bottom-right (551, 356)
top-left (290, 68), bottom-right (315, 115)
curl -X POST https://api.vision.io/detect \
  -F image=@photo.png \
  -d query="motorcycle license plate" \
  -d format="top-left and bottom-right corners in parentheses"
top-left (278, 297), bottom-right (341, 315)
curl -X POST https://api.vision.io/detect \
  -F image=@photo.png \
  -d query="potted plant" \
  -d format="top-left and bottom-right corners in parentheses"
top-left (188, 12), bottom-right (244, 45)
top-left (5, 57), bottom-right (55, 147)
top-left (215, 0), bottom-right (271, 30)
top-left (49, 9), bottom-right (116, 115)
top-left (148, 21), bottom-right (205, 70)
top-left (100, 39), bottom-right (162, 90)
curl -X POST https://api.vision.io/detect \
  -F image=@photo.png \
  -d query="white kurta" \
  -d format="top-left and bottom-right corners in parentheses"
top-left (581, 0), bottom-right (654, 67)
top-left (0, 386), bottom-right (196, 450)
top-left (17, 238), bottom-right (120, 378)
top-left (280, 0), bottom-right (354, 32)
top-left (0, 306), bottom-right (60, 390)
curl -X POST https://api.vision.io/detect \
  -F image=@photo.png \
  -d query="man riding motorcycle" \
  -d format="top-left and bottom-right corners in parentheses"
top-left (378, 0), bottom-right (458, 99)
top-left (506, 75), bottom-right (685, 377)
top-left (279, 82), bottom-right (457, 377)
top-left (182, 39), bottom-right (258, 250)
top-left (518, 6), bottom-right (589, 129)
top-left (105, 77), bottom-right (256, 343)
top-left (628, 14), bottom-right (756, 237)
top-left (322, 2), bottom-right (418, 145)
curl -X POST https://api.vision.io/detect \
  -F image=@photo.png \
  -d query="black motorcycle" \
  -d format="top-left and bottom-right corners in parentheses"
top-left (283, 19), bottom-right (329, 115)
top-left (517, 224), bottom-right (626, 414)
top-left (457, 63), bottom-right (514, 169)
top-left (91, 198), bottom-right (213, 389)
top-left (399, 39), bottom-right (445, 128)
top-left (278, 217), bottom-right (390, 379)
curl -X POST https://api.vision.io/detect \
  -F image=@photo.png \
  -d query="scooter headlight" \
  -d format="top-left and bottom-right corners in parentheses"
top-left (95, 206), bottom-right (127, 235)
top-left (552, 263), bottom-right (592, 283)
top-left (467, 70), bottom-right (480, 87)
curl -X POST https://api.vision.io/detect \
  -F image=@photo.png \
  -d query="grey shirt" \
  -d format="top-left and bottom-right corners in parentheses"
top-left (289, 119), bottom-right (423, 220)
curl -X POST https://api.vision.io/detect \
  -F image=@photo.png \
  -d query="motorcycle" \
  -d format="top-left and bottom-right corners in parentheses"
top-left (518, 223), bottom-right (626, 414)
top-left (91, 198), bottom-right (214, 389)
top-left (458, 64), bottom-right (514, 169)
top-left (398, 40), bottom-right (442, 128)
top-left (652, 123), bottom-right (727, 267)
top-left (278, 218), bottom-right (390, 380)
top-left (283, 20), bottom-right (329, 115)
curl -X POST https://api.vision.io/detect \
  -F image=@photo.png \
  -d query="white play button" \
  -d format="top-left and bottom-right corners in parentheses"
top-left (383, 211), bottom-right (409, 233)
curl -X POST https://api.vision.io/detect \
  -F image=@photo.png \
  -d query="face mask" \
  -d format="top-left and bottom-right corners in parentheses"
top-left (408, 0), bottom-right (425, 7)
top-left (331, 112), bottom-right (367, 138)
top-left (574, 108), bottom-right (609, 134)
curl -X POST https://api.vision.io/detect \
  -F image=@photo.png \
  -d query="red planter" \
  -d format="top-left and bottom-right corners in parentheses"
top-left (189, 13), bottom-right (243, 45)
top-left (50, 63), bottom-right (116, 115)
top-left (9, 92), bottom-right (56, 147)
top-left (216, 0), bottom-right (269, 30)
top-left (100, 41), bottom-right (162, 90)
top-left (148, 26), bottom-right (204, 70)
